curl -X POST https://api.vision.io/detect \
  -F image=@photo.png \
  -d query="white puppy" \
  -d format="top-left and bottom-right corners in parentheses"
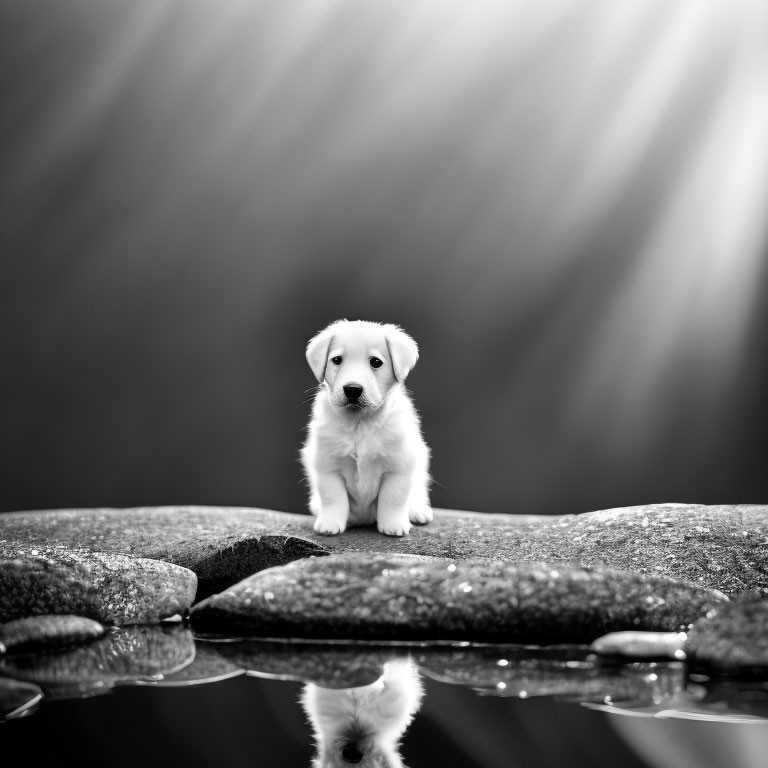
top-left (301, 658), bottom-right (424, 768)
top-left (301, 319), bottom-right (432, 536)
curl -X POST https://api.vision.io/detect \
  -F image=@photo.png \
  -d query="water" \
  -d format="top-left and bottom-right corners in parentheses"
top-left (2, 627), bottom-right (767, 767)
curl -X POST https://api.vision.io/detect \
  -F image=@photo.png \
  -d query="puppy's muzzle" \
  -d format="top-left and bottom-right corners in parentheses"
top-left (342, 383), bottom-right (364, 403)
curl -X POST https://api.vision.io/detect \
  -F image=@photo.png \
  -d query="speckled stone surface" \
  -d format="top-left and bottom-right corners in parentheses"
top-left (2, 503), bottom-right (766, 597)
top-left (686, 595), bottom-right (768, 673)
top-left (0, 615), bottom-right (105, 653)
top-left (0, 625), bottom-right (195, 698)
top-left (190, 553), bottom-right (727, 643)
top-left (0, 545), bottom-right (197, 625)
top-left (0, 506), bottom-right (326, 598)
top-left (302, 504), bottom-right (768, 598)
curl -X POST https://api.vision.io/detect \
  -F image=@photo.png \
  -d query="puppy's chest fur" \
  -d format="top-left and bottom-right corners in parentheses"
top-left (325, 418), bottom-right (405, 523)
top-left (308, 392), bottom-right (414, 524)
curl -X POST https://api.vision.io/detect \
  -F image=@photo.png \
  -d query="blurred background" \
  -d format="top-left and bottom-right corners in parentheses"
top-left (2, 0), bottom-right (768, 517)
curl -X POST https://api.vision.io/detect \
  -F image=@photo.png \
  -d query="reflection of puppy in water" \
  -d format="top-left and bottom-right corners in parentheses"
top-left (301, 658), bottom-right (423, 768)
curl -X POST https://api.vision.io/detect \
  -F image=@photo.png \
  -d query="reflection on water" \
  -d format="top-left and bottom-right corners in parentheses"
top-left (302, 658), bottom-right (422, 768)
top-left (1, 627), bottom-right (767, 767)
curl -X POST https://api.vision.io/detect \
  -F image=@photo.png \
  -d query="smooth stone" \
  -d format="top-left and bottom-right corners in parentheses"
top-left (0, 624), bottom-right (195, 699)
top-left (0, 546), bottom-right (197, 626)
top-left (0, 506), bottom-right (327, 599)
top-left (0, 677), bottom-right (43, 720)
top-left (591, 631), bottom-right (688, 660)
top-left (2, 503), bottom-right (766, 596)
top-left (190, 552), bottom-right (726, 643)
top-left (0, 615), bottom-right (105, 653)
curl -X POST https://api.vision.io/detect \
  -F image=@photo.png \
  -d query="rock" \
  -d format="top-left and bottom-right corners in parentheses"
top-left (0, 624), bottom-right (195, 699)
top-left (0, 615), bottom-right (105, 653)
top-left (3, 502), bottom-right (765, 596)
top-left (190, 553), bottom-right (726, 643)
top-left (303, 504), bottom-right (768, 598)
top-left (593, 595), bottom-right (768, 674)
top-left (591, 631), bottom-right (688, 660)
top-left (0, 677), bottom-right (42, 720)
top-left (0, 506), bottom-right (327, 599)
top-left (686, 594), bottom-right (768, 673)
top-left (0, 546), bottom-right (197, 625)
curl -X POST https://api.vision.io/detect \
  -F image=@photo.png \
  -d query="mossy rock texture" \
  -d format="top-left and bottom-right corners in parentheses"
top-left (190, 552), bottom-right (726, 643)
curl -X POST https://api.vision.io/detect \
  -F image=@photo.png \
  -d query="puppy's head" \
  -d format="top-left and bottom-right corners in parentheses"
top-left (306, 320), bottom-right (418, 413)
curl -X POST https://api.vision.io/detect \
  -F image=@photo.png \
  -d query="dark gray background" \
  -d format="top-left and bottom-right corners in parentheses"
top-left (2, 0), bottom-right (767, 516)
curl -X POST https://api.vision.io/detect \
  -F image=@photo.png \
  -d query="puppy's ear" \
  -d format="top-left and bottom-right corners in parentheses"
top-left (386, 327), bottom-right (419, 382)
top-left (306, 325), bottom-right (336, 382)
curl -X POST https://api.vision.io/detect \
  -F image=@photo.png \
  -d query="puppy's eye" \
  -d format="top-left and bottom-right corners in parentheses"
top-left (369, 357), bottom-right (383, 369)
top-left (330, 356), bottom-right (342, 366)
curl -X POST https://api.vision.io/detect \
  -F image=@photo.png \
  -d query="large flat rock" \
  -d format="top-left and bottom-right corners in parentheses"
top-left (190, 553), bottom-right (726, 643)
top-left (0, 506), bottom-right (326, 599)
top-left (0, 545), bottom-right (196, 626)
top-left (2, 503), bottom-right (766, 597)
top-left (304, 504), bottom-right (768, 598)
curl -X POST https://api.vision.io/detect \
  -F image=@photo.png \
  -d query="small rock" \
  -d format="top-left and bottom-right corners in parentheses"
top-left (0, 547), bottom-right (197, 626)
top-left (190, 553), bottom-right (726, 643)
top-left (0, 615), bottom-right (105, 653)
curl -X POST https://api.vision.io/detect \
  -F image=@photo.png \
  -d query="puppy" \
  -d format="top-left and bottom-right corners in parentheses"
top-left (301, 320), bottom-right (432, 536)
top-left (301, 658), bottom-right (424, 768)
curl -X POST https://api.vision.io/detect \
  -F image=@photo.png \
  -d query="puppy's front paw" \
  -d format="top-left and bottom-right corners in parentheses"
top-left (314, 516), bottom-right (346, 536)
top-left (378, 520), bottom-right (411, 537)
top-left (409, 505), bottom-right (433, 525)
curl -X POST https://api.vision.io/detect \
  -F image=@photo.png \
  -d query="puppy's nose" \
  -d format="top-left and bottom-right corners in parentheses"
top-left (343, 383), bottom-right (363, 401)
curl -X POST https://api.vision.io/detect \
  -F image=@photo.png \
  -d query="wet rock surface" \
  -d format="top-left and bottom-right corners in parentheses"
top-left (0, 545), bottom-right (197, 626)
top-left (0, 624), bottom-right (195, 699)
top-left (0, 615), bottom-right (105, 653)
top-left (190, 553), bottom-right (727, 643)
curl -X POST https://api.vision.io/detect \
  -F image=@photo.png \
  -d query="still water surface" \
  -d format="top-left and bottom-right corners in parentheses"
top-left (1, 627), bottom-right (767, 768)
